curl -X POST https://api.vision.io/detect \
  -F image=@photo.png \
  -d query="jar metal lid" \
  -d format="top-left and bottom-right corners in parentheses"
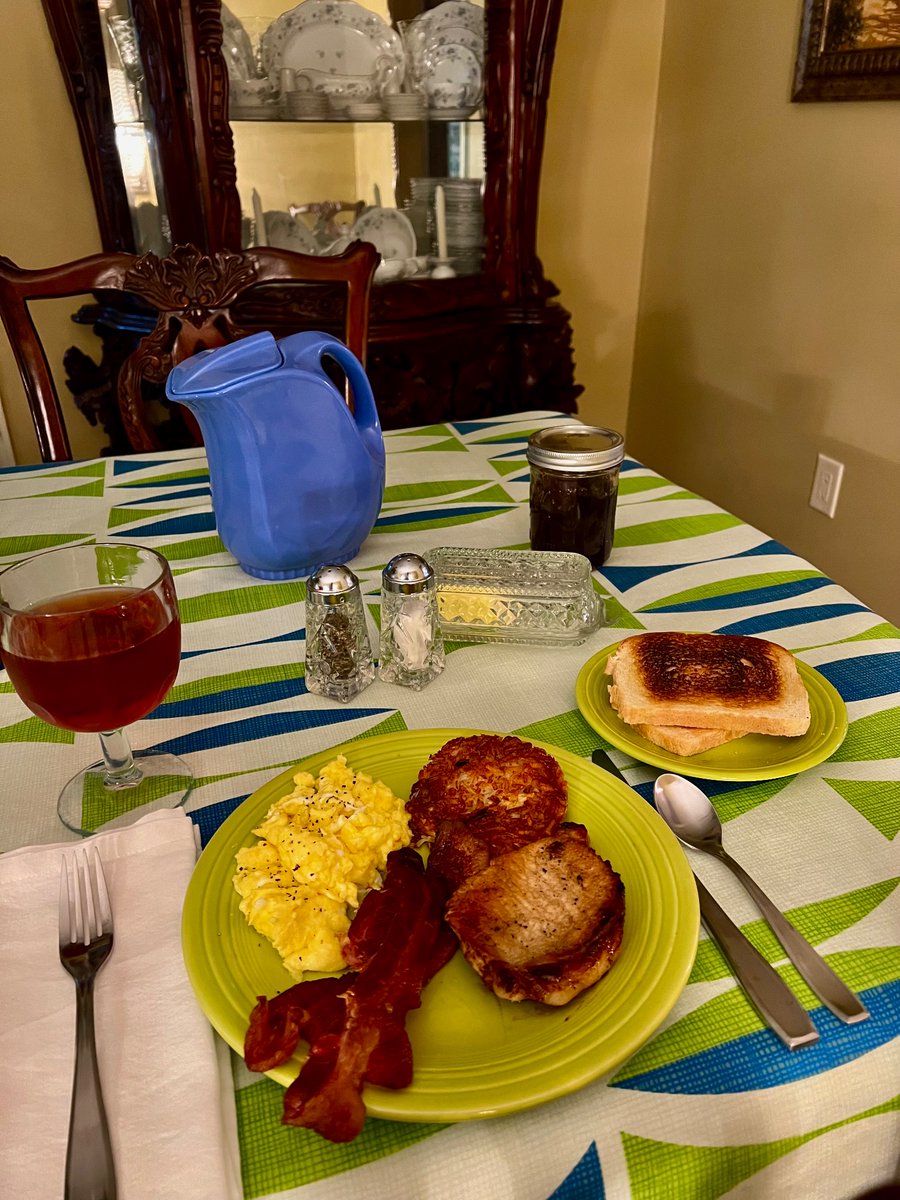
top-left (526, 425), bottom-right (625, 473)
top-left (307, 563), bottom-right (360, 603)
top-left (382, 552), bottom-right (434, 594)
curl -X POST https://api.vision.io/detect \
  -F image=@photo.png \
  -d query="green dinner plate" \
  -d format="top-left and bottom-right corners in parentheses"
top-left (182, 728), bottom-right (699, 1123)
top-left (576, 642), bottom-right (848, 782)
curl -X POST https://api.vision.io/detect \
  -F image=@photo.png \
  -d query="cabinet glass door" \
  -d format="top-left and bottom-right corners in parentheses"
top-left (223, 0), bottom-right (485, 281)
top-left (97, 0), bottom-right (170, 254)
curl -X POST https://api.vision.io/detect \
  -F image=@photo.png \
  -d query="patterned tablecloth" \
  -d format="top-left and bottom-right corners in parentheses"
top-left (1, 412), bottom-right (897, 1200)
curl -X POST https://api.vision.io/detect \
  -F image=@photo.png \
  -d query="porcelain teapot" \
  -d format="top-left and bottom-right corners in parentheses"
top-left (165, 330), bottom-right (385, 580)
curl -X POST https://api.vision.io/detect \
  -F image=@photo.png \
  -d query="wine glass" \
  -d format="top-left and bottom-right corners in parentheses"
top-left (0, 542), bottom-right (193, 835)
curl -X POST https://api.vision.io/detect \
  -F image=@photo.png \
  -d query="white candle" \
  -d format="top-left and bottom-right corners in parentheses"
top-left (252, 188), bottom-right (267, 247)
top-left (435, 184), bottom-right (448, 260)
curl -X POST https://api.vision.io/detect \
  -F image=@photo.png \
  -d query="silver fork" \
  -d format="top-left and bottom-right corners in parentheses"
top-left (59, 847), bottom-right (117, 1200)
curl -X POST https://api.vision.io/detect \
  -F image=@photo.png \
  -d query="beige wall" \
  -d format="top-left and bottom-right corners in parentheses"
top-left (632, 0), bottom-right (900, 624)
top-left (542, 0), bottom-right (900, 625)
top-left (0, 1), bottom-right (107, 463)
top-left (540, 0), bottom-right (665, 436)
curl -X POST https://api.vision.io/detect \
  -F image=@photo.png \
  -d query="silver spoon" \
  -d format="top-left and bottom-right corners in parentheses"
top-left (653, 772), bottom-right (869, 1025)
top-left (591, 748), bottom-right (817, 1048)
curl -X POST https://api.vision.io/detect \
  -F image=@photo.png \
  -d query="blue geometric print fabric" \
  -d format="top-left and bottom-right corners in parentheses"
top-left (614, 980), bottom-right (898, 1095)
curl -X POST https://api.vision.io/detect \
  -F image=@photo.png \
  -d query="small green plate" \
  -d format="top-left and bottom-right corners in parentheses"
top-left (182, 728), bottom-right (699, 1123)
top-left (576, 642), bottom-right (848, 782)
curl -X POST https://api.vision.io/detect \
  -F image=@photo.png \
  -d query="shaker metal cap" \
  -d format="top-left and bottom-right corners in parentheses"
top-left (382, 552), bottom-right (434, 594)
top-left (307, 563), bottom-right (360, 603)
top-left (527, 425), bottom-right (625, 473)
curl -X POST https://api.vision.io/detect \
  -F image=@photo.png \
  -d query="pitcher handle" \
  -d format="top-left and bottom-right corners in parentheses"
top-left (280, 331), bottom-right (383, 455)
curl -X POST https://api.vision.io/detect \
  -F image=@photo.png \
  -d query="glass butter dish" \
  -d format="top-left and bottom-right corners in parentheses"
top-left (428, 547), bottom-right (603, 646)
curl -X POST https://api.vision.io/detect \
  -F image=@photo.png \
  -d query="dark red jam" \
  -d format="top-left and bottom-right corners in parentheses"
top-left (527, 425), bottom-right (624, 567)
top-left (529, 464), bottom-right (619, 566)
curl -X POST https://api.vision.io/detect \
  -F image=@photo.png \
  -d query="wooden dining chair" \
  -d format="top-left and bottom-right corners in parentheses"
top-left (0, 241), bottom-right (379, 462)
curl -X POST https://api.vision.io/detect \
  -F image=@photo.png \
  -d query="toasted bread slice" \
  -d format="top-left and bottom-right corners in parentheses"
top-left (633, 722), bottom-right (746, 756)
top-left (606, 632), bottom-right (811, 736)
top-left (445, 824), bottom-right (625, 1006)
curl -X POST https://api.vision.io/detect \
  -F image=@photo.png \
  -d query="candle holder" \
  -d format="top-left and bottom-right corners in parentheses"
top-left (430, 258), bottom-right (456, 279)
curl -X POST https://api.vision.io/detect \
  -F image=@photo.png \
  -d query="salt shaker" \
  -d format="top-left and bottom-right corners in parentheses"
top-left (305, 564), bottom-right (375, 702)
top-left (379, 553), bottom-right (445, 690)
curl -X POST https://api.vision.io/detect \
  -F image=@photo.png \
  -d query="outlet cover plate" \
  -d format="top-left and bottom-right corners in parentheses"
top-left (810, 453), bottom-right (844, 518)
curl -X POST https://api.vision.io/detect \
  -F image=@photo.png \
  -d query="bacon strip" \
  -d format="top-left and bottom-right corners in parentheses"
top-left (243, 847), bottom-right (457, 1142)
top-left (341, 845), bottom-right (421, 970)
top-left (244, 975), bottom-right (349, 1073)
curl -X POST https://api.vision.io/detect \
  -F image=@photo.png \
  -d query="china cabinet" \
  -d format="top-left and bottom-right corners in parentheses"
top-left (41, 0), bottom-right (579, 449)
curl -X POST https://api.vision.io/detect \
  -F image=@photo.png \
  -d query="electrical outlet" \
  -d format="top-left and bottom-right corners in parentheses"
top-left (809, 453), bottom-right (844, 518)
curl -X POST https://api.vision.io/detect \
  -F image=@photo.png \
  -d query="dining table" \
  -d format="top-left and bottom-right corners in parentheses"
top-left (0, 409), bottom-right (897, 1200)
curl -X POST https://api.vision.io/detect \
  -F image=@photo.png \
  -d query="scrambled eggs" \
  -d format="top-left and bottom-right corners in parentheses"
top-left (233, 755), bottom-right (411, 979)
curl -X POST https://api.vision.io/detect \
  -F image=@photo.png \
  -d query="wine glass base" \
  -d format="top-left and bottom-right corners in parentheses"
top-left (57, 750), bottom-right (194, 837)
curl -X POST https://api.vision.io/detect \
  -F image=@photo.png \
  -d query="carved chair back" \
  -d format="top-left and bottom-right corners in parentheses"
top-left (0, 241), bottom-right (379, 462)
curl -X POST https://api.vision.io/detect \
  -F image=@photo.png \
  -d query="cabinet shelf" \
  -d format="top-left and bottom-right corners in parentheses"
top-left (229, 113), bottom-right (484, 125)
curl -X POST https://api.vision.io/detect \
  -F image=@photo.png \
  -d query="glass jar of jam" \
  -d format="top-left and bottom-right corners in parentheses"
top-left (527, 425), bottom-right (625, 567)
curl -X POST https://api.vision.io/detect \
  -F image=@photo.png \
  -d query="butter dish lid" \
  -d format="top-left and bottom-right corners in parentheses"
top-left (428, 546), bottom-right (603, 646)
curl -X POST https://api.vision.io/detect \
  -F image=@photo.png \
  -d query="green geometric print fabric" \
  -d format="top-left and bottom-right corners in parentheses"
top-left (1, 411), bottom-right (897, 1200)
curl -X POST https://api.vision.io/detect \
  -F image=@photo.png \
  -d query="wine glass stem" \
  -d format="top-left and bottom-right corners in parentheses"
top-left (98, 728), bottom-right (143, 789)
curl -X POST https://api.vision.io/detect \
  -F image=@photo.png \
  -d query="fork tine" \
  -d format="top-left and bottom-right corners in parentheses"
top-left (89, 845), bottom-right (113, 934)
top-left (58, 857), bottom-right (73, 945)
top-left (79, 850), bottom-right (97, 943)
top-left (59, 848), bottom-right (113, 945)
top-left (71, 854), bottom-right (85, 944)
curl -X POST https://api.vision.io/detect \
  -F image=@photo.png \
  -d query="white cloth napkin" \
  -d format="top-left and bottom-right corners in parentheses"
top-left (0, 809), bottom-right (242, 1200)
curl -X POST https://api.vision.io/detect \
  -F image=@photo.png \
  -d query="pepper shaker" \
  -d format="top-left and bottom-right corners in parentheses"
top-left (305, 564), bottom-right (375, 702)
top-left (379, 553), bottom-right (445, 690)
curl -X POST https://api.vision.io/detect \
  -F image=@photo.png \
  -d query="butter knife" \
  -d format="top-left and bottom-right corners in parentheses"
top-left (590, 747), bottom-right (820, 1050)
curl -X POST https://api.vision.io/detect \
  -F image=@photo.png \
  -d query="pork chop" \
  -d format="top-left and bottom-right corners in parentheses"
top-left (407, 734), bottom-right (568, 856)
top-left (444, 823), bottom-right (625, 1006)
top-left (426, 820), bottom-right (491, 891)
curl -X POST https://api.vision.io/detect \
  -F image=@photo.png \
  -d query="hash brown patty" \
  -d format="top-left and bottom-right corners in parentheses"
top-left (407, 734), bottom-right (568, 856)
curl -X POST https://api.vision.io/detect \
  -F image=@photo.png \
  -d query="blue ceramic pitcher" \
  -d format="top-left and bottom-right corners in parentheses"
top-left (165, 330), bottom-right (385, 580)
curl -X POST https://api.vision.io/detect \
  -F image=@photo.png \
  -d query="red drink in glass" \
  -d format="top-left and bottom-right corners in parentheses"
top-left (2, 585), bottom-right (180, 732)
top-left (0, 543), bottom-right (192, 835)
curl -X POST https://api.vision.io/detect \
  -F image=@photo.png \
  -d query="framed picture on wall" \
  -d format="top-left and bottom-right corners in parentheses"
top-left (793, 0), bottom-right (900, 100)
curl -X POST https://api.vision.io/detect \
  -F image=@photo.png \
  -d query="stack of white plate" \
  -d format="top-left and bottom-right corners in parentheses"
top-left (231, 104), bottom-right (275, 120)
top-left (409, 176), bottom-right (452, 207)
top-left (284, 90), bottom-right (329, 119)
top-left (441, 178), bottom-right (483, 274)
top-left (442, 178), bottom-right (482, 205)
top-left (383, 93), bottom-right (427, 120)
top-left (347, 101), bottom-right (384, 120)
top-left (407, 176), bottom-right (448, 254)
top-left (405, 176), bottom-right (484, 272)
